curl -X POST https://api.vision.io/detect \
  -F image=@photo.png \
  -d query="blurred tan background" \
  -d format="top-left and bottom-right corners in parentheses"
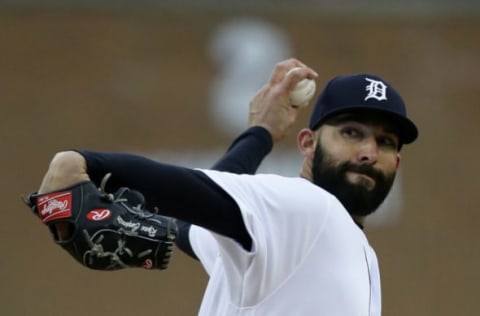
top-left (1, 2), bottom-right (479, 315)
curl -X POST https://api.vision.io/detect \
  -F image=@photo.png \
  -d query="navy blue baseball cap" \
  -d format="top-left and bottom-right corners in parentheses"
top-left (309, 73), bottom-right (418, 145)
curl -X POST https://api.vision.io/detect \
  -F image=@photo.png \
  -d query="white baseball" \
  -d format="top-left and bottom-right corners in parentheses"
top-left (287, 67), bottom-right (316, 107)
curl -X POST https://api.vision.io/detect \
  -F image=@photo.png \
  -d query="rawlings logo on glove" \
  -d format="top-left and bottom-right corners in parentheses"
top-left (37, 191), bottom-right (73, 222)
top-left (24, 176), bottom-right (177, 271)
top-left (86, 209), bottom-right (112, 221)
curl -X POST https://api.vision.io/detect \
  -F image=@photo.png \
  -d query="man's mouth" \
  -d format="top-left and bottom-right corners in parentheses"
top-left (346, 171), bottom-right (376, 190)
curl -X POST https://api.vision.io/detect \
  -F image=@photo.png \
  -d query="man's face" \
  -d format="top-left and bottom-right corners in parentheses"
top-left (311, 114), bottom-right (400, 216)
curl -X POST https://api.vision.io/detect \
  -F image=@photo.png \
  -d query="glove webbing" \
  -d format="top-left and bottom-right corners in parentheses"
top-left (80, 174), bottom-right (176, 270)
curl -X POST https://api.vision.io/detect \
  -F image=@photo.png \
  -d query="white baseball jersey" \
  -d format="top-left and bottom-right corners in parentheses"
top-left (190, 170), bottom-right (381, 316)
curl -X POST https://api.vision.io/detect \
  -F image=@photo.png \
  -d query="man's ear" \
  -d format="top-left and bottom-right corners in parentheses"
top-left (297, 128), bottom-right (317, 159)
top-left (396, 154), bottom-right (401, 170)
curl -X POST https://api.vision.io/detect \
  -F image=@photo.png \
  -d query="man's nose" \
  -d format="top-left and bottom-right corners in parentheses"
top-left (357, 138), bottom-right (378, 164)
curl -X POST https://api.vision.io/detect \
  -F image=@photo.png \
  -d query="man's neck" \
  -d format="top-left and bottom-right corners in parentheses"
top-left (352, 215), bottom-right (366, 230)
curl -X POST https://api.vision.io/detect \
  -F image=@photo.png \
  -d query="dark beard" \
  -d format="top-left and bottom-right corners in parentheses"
top-left (311, 144), bottom-right (396, 216)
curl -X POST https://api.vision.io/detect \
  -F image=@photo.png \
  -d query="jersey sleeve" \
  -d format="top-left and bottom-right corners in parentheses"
top-left (189, 225), bottom-right (220, 275)
top-left (195, 170), bottom-right (332, 301)
top-left (176, 126), bottom-right (273, 260)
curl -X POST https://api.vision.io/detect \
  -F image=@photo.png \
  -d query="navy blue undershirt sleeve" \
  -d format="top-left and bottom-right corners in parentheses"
top-left (78, 126), bottom-right (273, 252)
top-left (174, 219), bottom-right (198, 259)
top-left (211, 126), bottom-right (273, 173)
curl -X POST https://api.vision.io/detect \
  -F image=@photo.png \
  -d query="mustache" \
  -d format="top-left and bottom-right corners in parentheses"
top-left (339, 162), bottom-right (386, 182)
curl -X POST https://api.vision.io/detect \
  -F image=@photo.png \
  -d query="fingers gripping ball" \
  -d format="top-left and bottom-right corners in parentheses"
top-left (24, 177), bottom-right (177, 271)
top-left (287, 67), bottom-right (316, 107)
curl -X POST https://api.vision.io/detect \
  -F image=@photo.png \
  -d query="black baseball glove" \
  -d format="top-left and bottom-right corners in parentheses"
top-left (24, 175), bottom-right (177, 271)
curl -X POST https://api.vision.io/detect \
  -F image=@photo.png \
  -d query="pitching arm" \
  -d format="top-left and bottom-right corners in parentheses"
top-left (80, 150), bottom-right (254, 251)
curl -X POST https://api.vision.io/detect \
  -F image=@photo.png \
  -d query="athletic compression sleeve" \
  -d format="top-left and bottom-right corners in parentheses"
top-left (211, 126), bottom-right (273, 173)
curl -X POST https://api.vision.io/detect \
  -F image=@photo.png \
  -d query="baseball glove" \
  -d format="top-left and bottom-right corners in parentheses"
top-left (24, 175), bottom-right (177, 271)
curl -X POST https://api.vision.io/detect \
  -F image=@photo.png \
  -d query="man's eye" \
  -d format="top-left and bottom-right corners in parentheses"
top-left (341, 127), bottom-right (361, 138)
top-left (378, 137), bottom-right (397, 148)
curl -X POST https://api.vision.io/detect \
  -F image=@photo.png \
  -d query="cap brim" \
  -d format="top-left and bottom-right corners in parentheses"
top-left (320, 106), bottom-right (418, 145)
top-left (388, 113), bottom-right (418, 144)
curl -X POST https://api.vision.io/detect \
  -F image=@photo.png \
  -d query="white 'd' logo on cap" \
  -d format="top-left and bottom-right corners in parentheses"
top-left (364, 78), bottom-right (387, 101)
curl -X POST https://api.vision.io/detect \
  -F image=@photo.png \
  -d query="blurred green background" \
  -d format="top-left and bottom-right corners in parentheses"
top-left (1, 1), bottom-right (479, 315)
